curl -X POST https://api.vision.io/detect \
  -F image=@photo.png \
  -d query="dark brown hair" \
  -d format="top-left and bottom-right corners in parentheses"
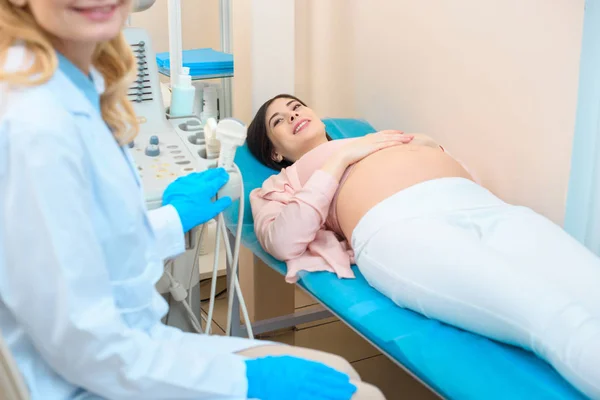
top-left (246, 94), bottom-right (330, 170)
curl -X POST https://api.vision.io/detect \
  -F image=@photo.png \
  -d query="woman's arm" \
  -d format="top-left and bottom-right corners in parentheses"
top-left (251, 168), bottom-right (341, 261)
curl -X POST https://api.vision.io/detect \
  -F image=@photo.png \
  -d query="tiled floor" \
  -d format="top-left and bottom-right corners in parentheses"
top-left (199, 278), bottom-right (439, 400)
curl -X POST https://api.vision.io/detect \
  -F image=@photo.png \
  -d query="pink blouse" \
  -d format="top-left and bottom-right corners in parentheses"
top-left (249, 138), bottom-right (357, 283)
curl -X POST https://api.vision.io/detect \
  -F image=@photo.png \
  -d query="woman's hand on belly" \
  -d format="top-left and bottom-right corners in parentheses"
top-left (321, 131), bottom-right (414, 180)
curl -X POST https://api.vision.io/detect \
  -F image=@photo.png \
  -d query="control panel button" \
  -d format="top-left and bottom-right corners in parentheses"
top-left (128, 140), bottom-right (135, 148)
top-left (149, 135), bottom-right (159, 145)
top-left (145, 144), bottom-right (160, 157)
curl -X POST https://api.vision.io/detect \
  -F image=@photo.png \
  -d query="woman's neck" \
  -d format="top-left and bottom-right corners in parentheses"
top-left (53, 39), bottom-right (96, 75)
top-left (293, 135), bottom-right (331, 161)
top-left (309, 135), bottom-right (330, 151)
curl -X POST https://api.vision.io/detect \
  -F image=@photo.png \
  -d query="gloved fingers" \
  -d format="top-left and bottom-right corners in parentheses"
top-left (309, 372), bottom-right (352, 387)
top-left (171, 173), bottom-right (228, 198)
top-left (172, 168), bottom-right (227, 188)
top-left (308, 391), bottom-right (356, 400)
top-left (186, 197), bottom-right (232, 225)
top-left (301, 382), bottom-right (357, 400)
top-left (196, 167), bottom-right (229, 182)
top-left (212, 196), bottom-right (233, 214)
top-left (186, 169), bottom-right (228, 186)
top-left (277, 356), bottom-right (349, 379)
top-left (302, 388), bottom-right (356, 400)
top-left (297, 396), bottom-right (343, 400)
top-left (203, 173), bottom-right (230, 197)
top-left (303, 370), bottom-right (357, 399)
top-left (162, 192), bottom-right (187, 201)
top-left (306, 373), bottom-right (355, 393)
top-left (164, 169), bottom-right (229, 197)
top-left (300, 359), bottom-right (350, 377)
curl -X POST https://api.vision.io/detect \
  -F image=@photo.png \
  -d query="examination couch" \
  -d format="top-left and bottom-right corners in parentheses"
top-left (223, 118), bottom-right (586, 400)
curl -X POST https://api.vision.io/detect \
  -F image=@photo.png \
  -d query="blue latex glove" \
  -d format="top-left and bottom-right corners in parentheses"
top-left (245, 356), bottom-right (357, 400)
top-left (162, 167), bottom-right (232, 233)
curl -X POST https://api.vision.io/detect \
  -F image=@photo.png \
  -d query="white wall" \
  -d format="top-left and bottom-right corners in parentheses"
top-left (301, 0), bottom-right (585, 224)
top-left (295, 0), bottom-right (356, 117)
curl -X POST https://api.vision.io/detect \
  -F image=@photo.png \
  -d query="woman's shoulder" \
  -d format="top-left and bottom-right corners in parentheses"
top-left (1, 45), bottom-right (76, 137)
top-left (251, 166), bottom-right (299, 195)
top-left (250, 138), bottom-right (358, 202)
top-left (0, 89), bottom-right (80, 162)
top-left (1, 87), bottom-right (74, 140)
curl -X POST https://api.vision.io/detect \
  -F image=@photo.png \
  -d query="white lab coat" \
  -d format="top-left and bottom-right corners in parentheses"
top-left (0, 45), bottom-right (264, 399)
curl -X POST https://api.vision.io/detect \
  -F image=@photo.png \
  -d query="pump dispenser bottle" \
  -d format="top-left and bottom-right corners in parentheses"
top-left (169, 67), bottom-right (195, 117)
top-left (200, 84), bottom-right (219, 128)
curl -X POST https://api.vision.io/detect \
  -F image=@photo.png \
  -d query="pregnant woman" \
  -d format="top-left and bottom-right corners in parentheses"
top-left (247, 94), bottom-right (600, 399)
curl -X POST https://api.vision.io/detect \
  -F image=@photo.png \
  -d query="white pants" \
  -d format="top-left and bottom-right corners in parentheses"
top-left (351, 178), bottom-right (600, 399)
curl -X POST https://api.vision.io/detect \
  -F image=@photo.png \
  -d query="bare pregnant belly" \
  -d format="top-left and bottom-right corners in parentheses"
top-left (336, 144), bottom-right (473, 241)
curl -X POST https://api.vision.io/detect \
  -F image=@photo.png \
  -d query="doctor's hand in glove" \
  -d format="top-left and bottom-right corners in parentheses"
top-left (162, 167), bottom-right (232, 233)
top-left (321, 130), bottom-right (414, 180)
top-left (245, 355), bottom-right (357, 400)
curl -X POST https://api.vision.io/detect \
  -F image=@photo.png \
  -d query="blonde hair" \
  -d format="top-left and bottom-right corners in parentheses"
top-left (0, 1), bottom-right (139, 144)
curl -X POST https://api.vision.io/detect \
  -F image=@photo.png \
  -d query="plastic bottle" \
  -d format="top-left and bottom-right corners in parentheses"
top-left (204, 118), bottom-right (221, 160)
top-left (192, 81), bottom-right (206, 117)
top-left (200, 84), bottom-right (219, 128)
top-left (169, 67), bottom-right (195, 117)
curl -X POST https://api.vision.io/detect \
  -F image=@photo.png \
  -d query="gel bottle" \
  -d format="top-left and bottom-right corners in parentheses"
top-left (169, 66), bottom-right (195, 117)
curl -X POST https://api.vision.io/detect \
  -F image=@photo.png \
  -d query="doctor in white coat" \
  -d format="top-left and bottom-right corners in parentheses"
top-left (0, 0), bottom-right (389, 399)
